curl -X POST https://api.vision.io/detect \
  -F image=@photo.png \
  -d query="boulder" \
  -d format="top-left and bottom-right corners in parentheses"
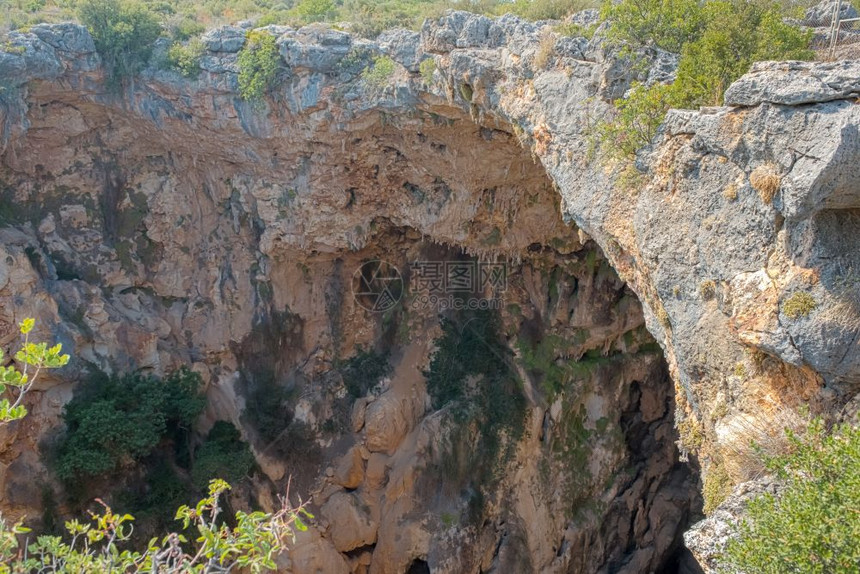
top-left (321, 492), bottom-right (378, 552)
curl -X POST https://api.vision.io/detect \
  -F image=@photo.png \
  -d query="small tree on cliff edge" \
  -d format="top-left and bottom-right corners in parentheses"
top-left (0, 318), bottom-right (69, 423)
top-left (78, 0), bottom-right (162, 88)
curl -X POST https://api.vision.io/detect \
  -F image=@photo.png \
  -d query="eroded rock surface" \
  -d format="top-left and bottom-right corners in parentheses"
top-left (0, 8), bottom-right (858, 573)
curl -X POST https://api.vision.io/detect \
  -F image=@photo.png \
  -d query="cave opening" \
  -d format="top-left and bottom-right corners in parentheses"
top-left (0, 84), bottom-right (703, 572)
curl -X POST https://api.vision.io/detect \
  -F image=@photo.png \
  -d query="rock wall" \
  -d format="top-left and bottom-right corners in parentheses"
top-left (0, 9), bottom-right (858, 573)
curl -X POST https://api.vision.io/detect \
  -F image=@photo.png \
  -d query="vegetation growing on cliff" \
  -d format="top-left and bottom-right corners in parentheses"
top-left (0, 324), bottom-right (308, 572)
top-left (237, 30), bottom-right (280, 102)
top-left (0, 479), bottom-right (312, 573)
top-left (0, 319), bottom-right (69, 424)
top-left (724, 420), bottom-right (860, 573)
top-left (56, 368), bottom-right (205, 480)
top-left (51, 367), bottom-right (262, 544)
top-left (78, 0), bottom-right (162, 86)
top-left (596, 0), bottom-right (814, 162)
top-left (424, 309), bottom-right (527, 521)
top-left (340, 347), bottom-right (391, 398)
top-left (362, 55), bottom-right (397, 90)
top-left (164, 37), bottom-right (205, 77)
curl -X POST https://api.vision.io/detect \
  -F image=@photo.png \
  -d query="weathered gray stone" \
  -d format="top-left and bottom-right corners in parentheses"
top-left (377, 28), bottom-right (421, 71)
top-left (724, 60), bottom-right (860, 106)
top-left (202, 26), bottom-right (247, 53)
top-left (803, 0), bottom-right (858, 25)
top-left (278, 25), bottom-right (353, 71)
top-left (684, 478), bottom-right (780, 573)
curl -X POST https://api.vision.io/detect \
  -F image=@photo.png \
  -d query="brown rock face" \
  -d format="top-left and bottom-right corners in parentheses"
top-left (322, 492), bottom-right (379, 552)
top-left (0, 16), bottom-right (709, 574)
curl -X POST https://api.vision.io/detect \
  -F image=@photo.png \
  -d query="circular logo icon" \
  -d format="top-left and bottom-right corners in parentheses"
top-left (352, 260), bottom-right (403, 313)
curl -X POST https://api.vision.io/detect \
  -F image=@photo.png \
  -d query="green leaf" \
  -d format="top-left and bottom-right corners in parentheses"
top-left (19, 318), bottom-right (34, 335)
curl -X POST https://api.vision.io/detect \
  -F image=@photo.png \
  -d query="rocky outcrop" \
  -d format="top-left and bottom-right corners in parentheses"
top-left (683, 478), bottom-right (780, 571)
top-left (0, 7), bottom-right (858, 573)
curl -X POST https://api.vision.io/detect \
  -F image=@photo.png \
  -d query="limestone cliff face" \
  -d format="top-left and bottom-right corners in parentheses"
top-left (0, 10), bottom-right (858, 574)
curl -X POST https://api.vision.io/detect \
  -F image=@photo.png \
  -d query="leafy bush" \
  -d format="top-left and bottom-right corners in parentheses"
top-left (594, 0), bottom-right (813, 160)
top-left (419, 57), bottom-right (437, 84)
top-left (340, 348), bottom-right (391, 398)
top-left (671, 0), bottom-right (812, 107)
top-left (243, 373), bottom-right (295, 446)
top-left (0, 479), bottom-right (313, 573)
top-left (723, 420), bottom-right (860, 573)
top-left (237, 30), bottom-right (280, 102)
top-left (164, 14), bottom-right (205, 41)
top-left (78, 0), bottom-right (162, 86)
top-left (362, 55), bottom-right (397, 90)
top-left (191, 421), bottom-right (256, 490)
top-left (0, 319), bottom-right (69, 424)
top-left (291, 0), bottom-right (337, 24)
top-left (165, 37), bottom-right (204, 78)
top-left (56, 367), bottom-right (205, 480)
top-left (594, 81), bottom-right (675, 162)
top-left (601, 0), bottom-right (704, 53)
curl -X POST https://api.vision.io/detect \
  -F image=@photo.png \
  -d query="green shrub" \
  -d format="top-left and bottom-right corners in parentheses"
top-left (362, 55), bottom-right (397, 90)
top-left (0, 479), bottom-right (313, 573)
top-left (56, 367), bottom-right (205, 480)
top-left (601, 0), bottom-right (705, 53)
top-left (677, 413), bottom-right (704, 452)
top-left (671, 0), bottom-right (812, 107)
top-left (594, 81), bottom-right (675, 162)
top-left (702, 461), bottom-right (733, 514)
top-left (518, 334), bottom-right (569, 398)
top-left (165, 37), bottom-right (204, 78)
top-left (77, 0), bottom-right (162, 86)
top-left (191, 421), bottom-right (256, 490)
top-left (291, 0), bottom-right (336, 24)
top-left (425, 311), bottom-right (515, 410)
top-left (594, 0), bottom-right (813, 160)
top-left (237, 30), bottom-right (280, 102)
top-left (723, 420), bottom-right (860, 573)
top-left (165, 15), bottom-right (204, 41)
top-left (340, 348), bottom-right (391, 398)
top-left (243, 373), bottom-right (295, 445)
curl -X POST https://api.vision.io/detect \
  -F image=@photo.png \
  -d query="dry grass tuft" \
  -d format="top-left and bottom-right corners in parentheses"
top-left (699, 279), bottom-right (717, 301)
top-left (533, 28), bottom-right (556, 70)
top-left (718, 405), bottom-right (808, 482)
top-left (677, 413), bottom-right (704, 453)
top-left (722, 182), bottom-right (738, 201)
top-left (750, 164), bottom-right (781, 204)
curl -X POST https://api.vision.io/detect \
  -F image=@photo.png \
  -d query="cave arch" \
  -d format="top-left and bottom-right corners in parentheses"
top-left (0, 18), bottom-right (708, 574)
